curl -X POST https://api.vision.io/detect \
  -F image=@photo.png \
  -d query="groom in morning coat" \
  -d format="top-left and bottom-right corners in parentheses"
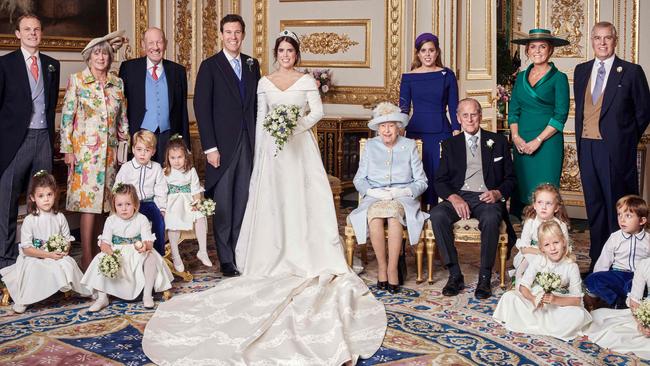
top-left (194, 14), bottom-right (260, 277)
top-left (574, 21), bottom-right (650, 272)
top-left (430, 98), bottom-right (516, 299)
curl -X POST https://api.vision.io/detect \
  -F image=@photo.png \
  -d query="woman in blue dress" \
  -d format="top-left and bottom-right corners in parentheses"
top-left (399, 33), bottom-right (460, 206)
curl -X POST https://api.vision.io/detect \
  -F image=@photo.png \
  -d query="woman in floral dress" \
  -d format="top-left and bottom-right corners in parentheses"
top-left (60, 31), bottom-right (129, 269)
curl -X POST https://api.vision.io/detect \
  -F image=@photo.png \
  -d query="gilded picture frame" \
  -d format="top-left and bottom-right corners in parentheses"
top-left (0, 0), bottom-right (117, 51)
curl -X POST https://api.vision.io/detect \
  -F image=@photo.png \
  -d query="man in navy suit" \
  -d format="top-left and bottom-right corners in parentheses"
top-left (194, 14), bottom-right (260, 277)
top-left (0, 14), bottom-right (60, 268)
top-left (430, 98), bottom-right (516, 299)
top-left (574, 21), bottom-right (650, 272)
top-left (119, 27), bottom-right (190, 163)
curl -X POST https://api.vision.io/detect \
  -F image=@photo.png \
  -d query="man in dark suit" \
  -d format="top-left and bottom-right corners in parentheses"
top-left (119, 27), bottom-right (190, 163)
top-left (194, 14), bottom-right (260, 277)
top-left (0, 14), bottom-right (60, 268)
top-left (430, 98), bottom-right (516, 299)
top-left (574, 21), bottom-right (650, 271)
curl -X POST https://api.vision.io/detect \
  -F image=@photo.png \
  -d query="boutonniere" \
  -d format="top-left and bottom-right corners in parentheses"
top-left (486, 139), bottom-right (495, 149)
top-left (246, 58), bottom-right (255, 72)
top-left (616, 66), bottom-right (623, 73)
top-left (47, 64), bottom-right (56, 73)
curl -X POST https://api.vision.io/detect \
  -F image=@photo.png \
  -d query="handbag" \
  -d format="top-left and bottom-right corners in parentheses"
top-left (397, 240), bottom-right (407, 285)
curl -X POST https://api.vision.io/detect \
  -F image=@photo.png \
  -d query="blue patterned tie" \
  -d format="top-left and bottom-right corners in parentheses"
top-left (232, 58), bottom-right (242, 80)
top-left (592, 61), bottom-right (605, 105)
top-left (469, 135), bottom-right (478, 157)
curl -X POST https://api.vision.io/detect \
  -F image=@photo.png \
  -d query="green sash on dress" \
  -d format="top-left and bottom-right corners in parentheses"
top-left (112, 234), bottom-right (142, 245)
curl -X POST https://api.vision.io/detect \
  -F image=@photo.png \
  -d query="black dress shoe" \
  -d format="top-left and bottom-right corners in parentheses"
top-left (220, 263), bottom-right (240, 277)
top-left (474, 274), bottom-right (492, 299)
top-left (377, 281), bottom-right (388, 290)
top-left (387, 283), bottom-right (400, 294)
top-left (442, 274), bottom-right (465, 296)
top-left (222, 269), bottom-right (241, 277)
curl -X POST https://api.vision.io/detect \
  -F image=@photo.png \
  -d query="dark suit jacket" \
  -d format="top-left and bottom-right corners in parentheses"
top-left (193, 51), bottom-right (260, 191)
top-left (434, 129), bottom-right (516, 201)
top-left (574, 56), bottom-right (650, 175)
top-left (118, 57), bottom-right (190, 148)
top-left (0, 50), bottom-right (60, 177)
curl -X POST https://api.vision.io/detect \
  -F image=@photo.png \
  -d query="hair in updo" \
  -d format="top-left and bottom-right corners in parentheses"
top-left (273, 36), bottom-right (301, 66)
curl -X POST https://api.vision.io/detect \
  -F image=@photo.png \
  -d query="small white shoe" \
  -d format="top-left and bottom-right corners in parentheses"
top-left (143, 295), bottom-right (155, 309)
top-left (12, 303), bottom-right (26, 313)
top-left (88, 294), bottom-right (109, 312)
top-left (172, 255), bottom-right (185, 272)
top-left (197, 251), bottom-right (213, 267)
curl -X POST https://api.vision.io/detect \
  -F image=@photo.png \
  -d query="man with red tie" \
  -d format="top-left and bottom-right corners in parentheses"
top-left (0, 14), bottom-right (60, 268)
top-left (119, 27), bottom-right (190, 163)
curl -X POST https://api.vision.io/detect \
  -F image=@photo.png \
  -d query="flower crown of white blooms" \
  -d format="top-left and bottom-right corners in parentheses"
top-left (372, 102), bottom-right (401, 118)
top-left (277, 29), bottom-right (300, 44)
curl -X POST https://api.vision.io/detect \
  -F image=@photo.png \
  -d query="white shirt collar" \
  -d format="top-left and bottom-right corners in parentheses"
top-left (131, 159), bottom-right (152, 169)
top-left (593, 54), bottom-right (616, 70)
top-left (223, 50), bottom-right (241, 64)
top-left (463, 129), bottom-right (481, 144)
top-left (20, 47), bottom-right (39, 62)
top-left (621, 230), bottom-right (647, 240)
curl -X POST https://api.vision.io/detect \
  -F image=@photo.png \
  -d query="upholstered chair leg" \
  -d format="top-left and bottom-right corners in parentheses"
top-left (426, 238), bottom-right (435, 285)
top-left (499, 235), bottom-right (508, 289)
top-left (416, 241), bottom-right (424, 283)
top-left (344, 232), bottom-right (355, 267)
top-left (1, 287), bottom-right (11, 306)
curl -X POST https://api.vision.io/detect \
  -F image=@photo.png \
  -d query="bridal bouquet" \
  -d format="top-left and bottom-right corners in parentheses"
top-left (195, 198), bottom-right (216, 217)
top-left (634, 299), bottom-right (650, 328)
top-left (263, 104), bottom-right (301, 156)
top-left (534, 272), bottom-right (562, 293)
top-left (45, 234), bottom-right (70, 253)
top-left (99, 250), bottom-right (122, 279)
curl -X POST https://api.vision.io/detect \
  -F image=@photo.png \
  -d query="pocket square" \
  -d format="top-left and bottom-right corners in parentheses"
top-left (493, 157), bottom-right (503, 162)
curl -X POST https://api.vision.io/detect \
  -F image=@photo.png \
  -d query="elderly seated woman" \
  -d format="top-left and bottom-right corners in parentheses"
top-left (348, 102), bottom-right (429, 293)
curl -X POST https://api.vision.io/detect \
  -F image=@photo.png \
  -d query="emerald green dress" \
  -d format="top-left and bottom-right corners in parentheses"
top-left (508, 63), bottom-right (569, 212)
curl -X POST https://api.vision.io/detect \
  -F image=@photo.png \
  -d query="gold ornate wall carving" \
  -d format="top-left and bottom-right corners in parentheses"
top-left (175, 0), bottom-right (193, 72)
top-left (135, 0), bottom-right (149, 57)
top-left (550, 0), bottom-right (584, 58)
top-left (257, 0), bottom-right (403, 106)
top-left (203, 0), bottom-right (222, 58)
top-left (560, 142), bottom-right (582, 193)
top-left (300, 33), bottom-right (359, 54)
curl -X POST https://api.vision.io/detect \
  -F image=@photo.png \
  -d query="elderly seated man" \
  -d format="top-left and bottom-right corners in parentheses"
top-left (430, 97), bottom-right (516, 299)
top-left (348, 102), bottom-right (429, 294)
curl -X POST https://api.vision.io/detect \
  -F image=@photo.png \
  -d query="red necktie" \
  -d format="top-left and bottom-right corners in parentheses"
top-left (30, 56), bottom-right (38, 80)
top-left (152, 65), bottom-right (158, 81)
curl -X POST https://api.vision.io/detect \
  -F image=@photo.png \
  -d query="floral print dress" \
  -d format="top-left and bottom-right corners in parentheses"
top-left (60, 68), bottom-right (129, 213)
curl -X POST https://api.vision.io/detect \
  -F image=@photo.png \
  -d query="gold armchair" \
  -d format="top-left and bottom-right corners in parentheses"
top-left (343, 138), bottom-right (436, 284)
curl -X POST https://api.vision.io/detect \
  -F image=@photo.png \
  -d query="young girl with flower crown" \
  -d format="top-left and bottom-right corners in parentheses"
top-left (163, 136), bottom-right (212, 272)
top-left (494, 220), bottom-right (591, 341)
top-left (587, 256), bottom-right (650, 359)
top-left (512, 183), bottom-right (570, 285)
top-left (0, 171), bottom-right (91, 313)
top-left (82, 183), bottom-right (173, 311)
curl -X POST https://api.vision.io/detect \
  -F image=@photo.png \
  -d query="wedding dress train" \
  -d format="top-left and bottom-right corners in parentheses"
top-left (142, 74), bottom-right (387, 365)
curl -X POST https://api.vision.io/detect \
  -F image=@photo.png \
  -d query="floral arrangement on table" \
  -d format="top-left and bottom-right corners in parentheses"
top-left (99, 250), bottom-right (122, 279)
top-left (193, 198), bottom-right (216, 216)
top-left (304, 69), bottom-right (332, 96)
top-left (634, 299), bottom-right (650, 328)
top-left (45, 234), bottom-right (70, 253)
top-left (263, 104), bottom-right (301, 156)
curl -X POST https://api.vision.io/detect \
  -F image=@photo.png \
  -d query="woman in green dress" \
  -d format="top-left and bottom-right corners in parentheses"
top-left (509, 29), bottom-right (570, 215)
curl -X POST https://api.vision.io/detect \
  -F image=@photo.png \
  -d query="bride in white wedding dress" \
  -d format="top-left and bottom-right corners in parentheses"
top-left (142, 30), bottom-right (387, 365)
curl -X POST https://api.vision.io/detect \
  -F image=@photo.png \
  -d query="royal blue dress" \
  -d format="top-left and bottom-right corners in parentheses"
top-left (399, 69), bottom-right (459, 205)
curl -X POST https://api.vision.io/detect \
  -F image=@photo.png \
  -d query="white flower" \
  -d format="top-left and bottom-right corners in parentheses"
top-left (373, 102), bottom-right (400, 118)
top-left (321, 85), bottom-right (329, 93)
top-left (486, 139), bottom-right (495, 148)
top-left (617, 66), bottom-right (623, 73)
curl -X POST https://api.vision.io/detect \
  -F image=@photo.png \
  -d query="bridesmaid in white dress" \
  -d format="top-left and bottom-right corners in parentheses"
top-left (82, 183), bottom-right (173, 311)
top-left (143, 30), bottom-right (387, 365)
top-left (587, 257), bottom-right (650, 358)
top-left (493, 220), bottom-right (591, 341)
top-left (0, 172), bottom-right (91, 313)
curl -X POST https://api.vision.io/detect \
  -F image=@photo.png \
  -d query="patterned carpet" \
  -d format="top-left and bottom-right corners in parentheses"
top-left (1, 219), bottom-right (649, 365)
